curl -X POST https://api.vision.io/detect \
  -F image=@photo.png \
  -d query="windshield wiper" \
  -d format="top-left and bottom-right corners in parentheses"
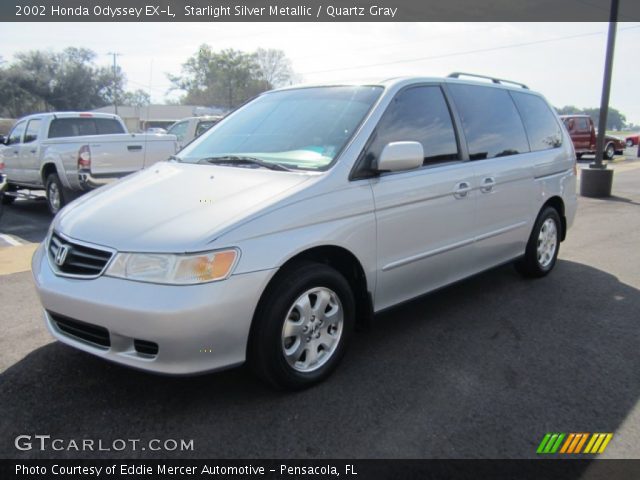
top-left (199, 155), bottom-right (292, 172)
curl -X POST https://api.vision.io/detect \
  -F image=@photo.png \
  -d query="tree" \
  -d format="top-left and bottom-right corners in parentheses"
top-left (120, 89), bottom-right (151, 107)
top-left (0, 48), bottom-right (148, 118)
top-left (582, 107), bottom-right (627, 131)
top-left (168, 46), bottom-right (295, 109)
top-left (253, 48), bottom-right (293, 87)
top-left (555, 105), bottom-right (628, 130)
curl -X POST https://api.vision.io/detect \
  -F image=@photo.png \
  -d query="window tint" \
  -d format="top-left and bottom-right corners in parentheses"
top-left (511, 92), bottom-right (562, 151)
top-left (196, 121), bottom-right (217, 137)
top-left (7, 121), bottom-right (26, 145)
top-left (95, 118), bottom-right (125, 134)
top-left (449, 84), bottom-right (529, 160)
top-left (48, 118), bottom-right (124, 138)
top-left (364, 86), bottom-right (459, 169)
top-left (24, 119), bottom-right (42, 144)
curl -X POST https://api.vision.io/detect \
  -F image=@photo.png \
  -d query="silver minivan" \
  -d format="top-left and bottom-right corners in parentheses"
top-left (32, 74), bottom-right (577, 389)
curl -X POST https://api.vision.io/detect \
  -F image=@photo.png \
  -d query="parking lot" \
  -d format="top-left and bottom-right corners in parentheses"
top-left (1, 151), bottom-right (639, 459)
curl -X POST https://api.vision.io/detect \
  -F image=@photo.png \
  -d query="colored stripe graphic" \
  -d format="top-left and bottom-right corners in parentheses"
top-left (538, 433), bottom-right (613, 454)
top-left (537, 433), bottom-right (565, 454)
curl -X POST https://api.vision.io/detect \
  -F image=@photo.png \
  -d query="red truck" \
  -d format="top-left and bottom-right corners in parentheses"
top-left (560, 114), bottom-right (625, 160)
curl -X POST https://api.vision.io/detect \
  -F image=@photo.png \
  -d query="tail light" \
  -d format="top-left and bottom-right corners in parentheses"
top-left (0, 159), bottom-right (5, 171)
top-left (78, 145), bottom-right (91, 170)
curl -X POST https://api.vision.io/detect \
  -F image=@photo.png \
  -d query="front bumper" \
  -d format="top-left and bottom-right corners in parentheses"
top-left (32, 243), bottom-right (275, 375)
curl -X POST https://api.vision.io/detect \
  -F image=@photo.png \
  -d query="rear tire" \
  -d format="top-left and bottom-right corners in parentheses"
top-left (515, 207), bottom-right (561, 278)
top-left (45, 173), bottom-right (67, 215)
top-left (248, 261), bottom-right (355, 390)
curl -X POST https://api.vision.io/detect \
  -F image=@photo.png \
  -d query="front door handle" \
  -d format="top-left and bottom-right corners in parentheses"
top-left (453, 181), bottom-right (472, 199)
top-left (480, 177), bottom-right (496, 193)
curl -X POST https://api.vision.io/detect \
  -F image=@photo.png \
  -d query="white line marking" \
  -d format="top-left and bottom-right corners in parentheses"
top-left (0, 234), bottom-right (23, 246)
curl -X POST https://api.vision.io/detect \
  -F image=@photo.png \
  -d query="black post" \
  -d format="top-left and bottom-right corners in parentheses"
top-left (592, 0), bottom-right (618, 169)
top-left (580, 0), bottom-right (618, 197)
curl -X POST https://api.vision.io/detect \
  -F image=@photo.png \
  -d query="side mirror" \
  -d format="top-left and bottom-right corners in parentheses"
top-left (377, 141), bottom-right (424, 172)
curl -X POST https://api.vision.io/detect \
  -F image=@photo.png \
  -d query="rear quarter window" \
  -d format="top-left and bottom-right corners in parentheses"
top-left (448, 83), bottom-right (530, 160)
top-left (511, 92), bottom-right (562, 151)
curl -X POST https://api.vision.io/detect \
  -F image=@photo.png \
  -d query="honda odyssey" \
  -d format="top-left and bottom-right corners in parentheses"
top-left (32, 73), bottom-right (577, 389)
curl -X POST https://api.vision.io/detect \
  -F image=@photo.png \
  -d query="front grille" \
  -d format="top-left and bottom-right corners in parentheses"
top-left (49, 232), bottom-right (113, 277)
top-left (134, 339), bottom-right (159, 357)
top-left (49, 312), bottom-right (110, 348)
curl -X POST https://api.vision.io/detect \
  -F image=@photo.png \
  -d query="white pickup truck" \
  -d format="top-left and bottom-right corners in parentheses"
top-left (166, 115), bottom-right (222, 150)
top-left (0, 112), bottom-right (178, 214)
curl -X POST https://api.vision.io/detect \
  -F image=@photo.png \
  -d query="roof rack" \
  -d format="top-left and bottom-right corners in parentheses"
top-left (447, 72), bottom-right (529, 90)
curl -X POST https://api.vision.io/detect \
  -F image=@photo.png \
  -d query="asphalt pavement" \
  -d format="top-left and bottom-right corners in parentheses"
top-left (0, 154), bottom-right (639, 459)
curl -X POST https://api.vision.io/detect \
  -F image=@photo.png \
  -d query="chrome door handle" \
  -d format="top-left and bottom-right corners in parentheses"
top-left (480, 177), bottom-right (496, 193)
top-left (453, 181), bottom-right (471, 199)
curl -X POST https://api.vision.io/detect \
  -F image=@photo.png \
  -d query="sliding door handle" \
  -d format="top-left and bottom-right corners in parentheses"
top-left (480, 177), bottom-right (495, 193)
top-left (453, 181), bottom-right (471, 199)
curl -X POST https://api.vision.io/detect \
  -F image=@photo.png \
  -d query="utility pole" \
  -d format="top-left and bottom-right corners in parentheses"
top-left (107, 52), bottom-right (121, 115)
top-left (580, 0), bottom-right (618, 197)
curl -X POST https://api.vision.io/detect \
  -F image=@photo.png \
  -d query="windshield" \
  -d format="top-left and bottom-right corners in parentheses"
top-left (178, 86), bottom-right (383, 171)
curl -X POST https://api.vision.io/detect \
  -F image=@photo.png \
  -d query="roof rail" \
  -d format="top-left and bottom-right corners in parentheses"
top-left (447, 72), bottom-right (529, 90)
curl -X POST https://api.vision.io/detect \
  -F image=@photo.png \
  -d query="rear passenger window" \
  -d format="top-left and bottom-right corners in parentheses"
top-left (365, 86), bottom-right (459, 168)
top-left (511, 93), bottom-right (562, 151)
top-left (449, 84), bottom-right (529, 160)
top-left (24, 119), bottom-right (41, 143)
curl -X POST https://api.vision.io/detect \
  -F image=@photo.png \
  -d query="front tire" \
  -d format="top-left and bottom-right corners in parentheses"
top-left (45, 173), bottom-right (66, 215)
top-left (248, 261), bottom-right (355, 390)
top-left (627, 139), bottom-right (634, 148)
top-left (1, 185), bottom-right (16, 205)
top-left (604, 143), bottom-right (615, 160)
top-left (515, 207), bottom-right (561, 278)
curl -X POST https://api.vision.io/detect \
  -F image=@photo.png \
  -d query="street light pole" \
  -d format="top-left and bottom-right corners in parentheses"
top-left (580, 0), bottom-right (618, 197)
top-left (592, 0), bottom-right (618, 169)
top-left (107, 52), bottom-right (121, 115)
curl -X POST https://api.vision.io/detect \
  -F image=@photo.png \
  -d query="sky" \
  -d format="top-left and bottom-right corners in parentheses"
top-left (1, 22), bottom-right (639, 125)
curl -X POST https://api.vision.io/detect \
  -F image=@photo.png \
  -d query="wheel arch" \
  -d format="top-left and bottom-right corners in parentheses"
top-left (250, 245), bottom-right (373, 337)
top-left (40, 162), bottom-right (59, 185)
top-left (541, 196), bottom-right (566, 241)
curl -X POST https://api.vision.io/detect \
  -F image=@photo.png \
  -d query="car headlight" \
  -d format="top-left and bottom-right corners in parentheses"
top-left (105, 249), bottom-right (239, 285)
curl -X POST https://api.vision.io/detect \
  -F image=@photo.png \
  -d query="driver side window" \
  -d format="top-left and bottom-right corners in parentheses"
top-left (361, 86), bottom-right (460, 172)
top-left (168, 121), bottom-right (188, 141)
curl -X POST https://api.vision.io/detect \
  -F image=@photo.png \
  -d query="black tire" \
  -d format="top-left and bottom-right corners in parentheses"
top-left (45, 173), bottom-right (67, 215)
top-left (515, 207), bottom-right (561, 278)
top-left (604, 143), bottom-right (615, 160)
top-left (627, 139), bottom-right (634, 148)
top-left (1, 185), bottom-right (16, 205)
top-left (248, 261), bottom-right (355, 390)
top-left (576, 153), bottom-right (583, 160)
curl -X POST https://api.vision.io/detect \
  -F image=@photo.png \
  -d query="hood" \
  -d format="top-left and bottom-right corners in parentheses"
top-left (55, 162), bottom-right (313, 252)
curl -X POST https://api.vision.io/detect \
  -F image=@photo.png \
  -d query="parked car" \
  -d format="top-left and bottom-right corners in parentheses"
top-left (32, 74), bottom-right (577, 390)
top-left (167, 116), bottom-right (223, 149)
top-left (560, 114), bottom-right (625, 159)
top-left (0, 112), bottom-right (178, 214)
top-left (625, 133), bottom-right (639, 147)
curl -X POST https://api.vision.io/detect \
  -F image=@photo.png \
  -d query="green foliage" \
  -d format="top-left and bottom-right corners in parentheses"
top-left (0, 48), bottom-right (141, 118)
top-left (556, 105), bottom-right (628, 130)
top-left (168, 46), bottom-right (294, 109)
